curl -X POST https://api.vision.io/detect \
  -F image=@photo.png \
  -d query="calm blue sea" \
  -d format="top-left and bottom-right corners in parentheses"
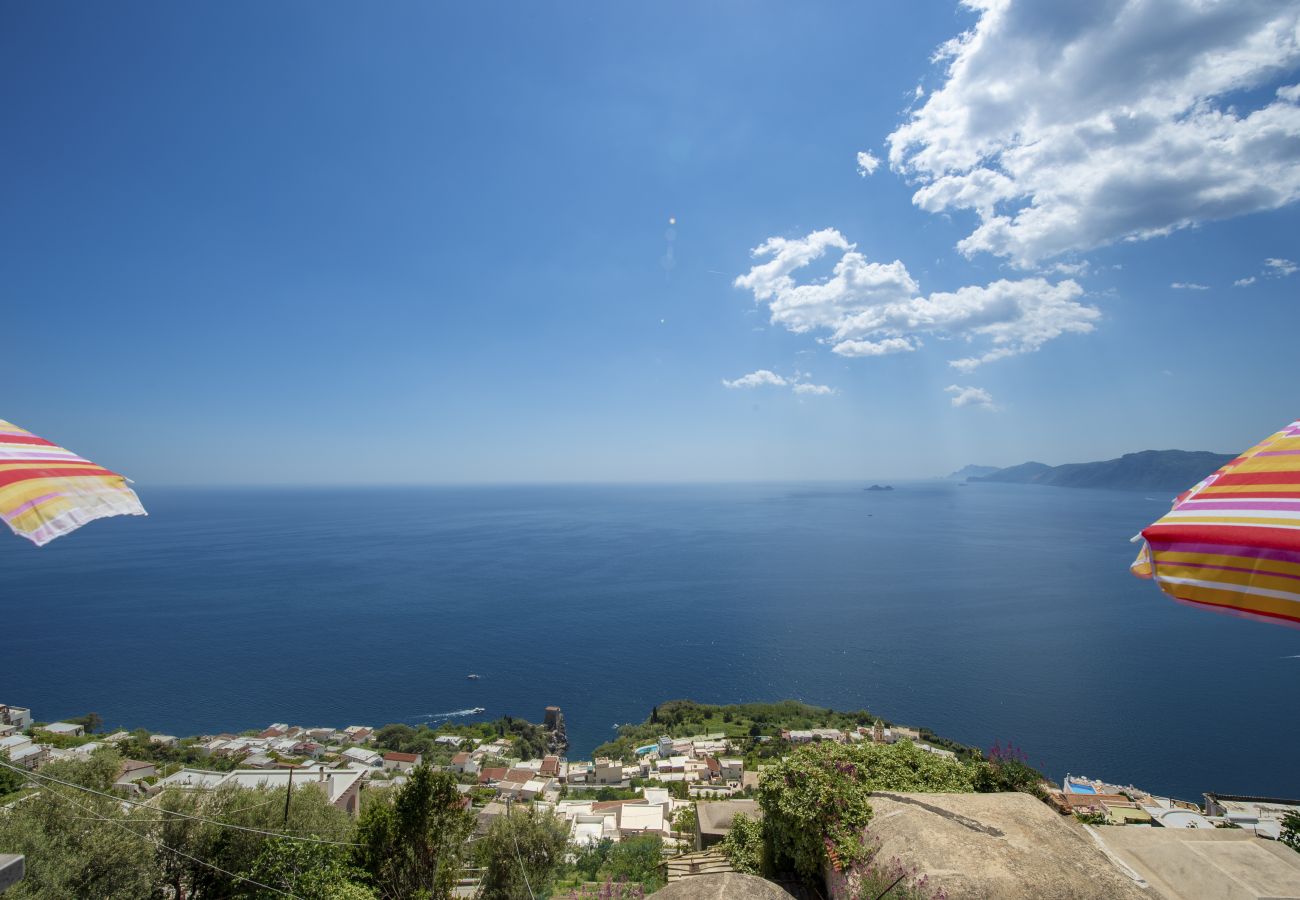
top-left (3, 483), bottom-right (1297, 800)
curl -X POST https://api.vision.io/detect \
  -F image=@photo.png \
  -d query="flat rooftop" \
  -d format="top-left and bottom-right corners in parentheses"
top-left (1091, 825), bottom-right (1300, 900)
top-left (865, 792), bottom-right (1148, 899)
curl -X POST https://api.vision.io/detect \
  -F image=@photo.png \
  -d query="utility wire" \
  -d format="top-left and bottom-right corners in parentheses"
top-left (65, 792), bottom-right (281, 822)
top-left (504, 798), bottom-right (536, 900)
top-left (42, 778), bottom-right (304, 899)
top-left (0, 758), bottom-right (361, 847)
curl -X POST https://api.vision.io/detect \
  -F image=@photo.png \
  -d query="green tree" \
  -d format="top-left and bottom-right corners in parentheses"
top-left (475, 806), bottom-right (569, 899)
top-left (0, 752), bottom-right (161, 899)
top-left (671, 805), bottom-right (696, 842)
top-left (757, 740), bottom-right (976, 878)
top-left (718, 813), bottom-right (763, 875)
top-left (1282, 812), bottom-right (1300, 853)
top-left (0, 751), bottom-right (27, 798)
top-left (569, 838), bottom-right (614, 882)
top-left (605, 835), bottom-right (664, 890)
top-left (151, 778), bottom-right (354, 898)
top-left (243, 837), bottom-right (376, 899)
top-left (353, 764), bottom-right (473, 900)
top-left (69, 712), bottom-right (104, 734)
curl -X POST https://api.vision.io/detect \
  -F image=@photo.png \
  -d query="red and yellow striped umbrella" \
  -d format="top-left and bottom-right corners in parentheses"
top-left (1132, 420), bottom-right (1300, 628)
top-left (0, 419), bottom-right (146, 547)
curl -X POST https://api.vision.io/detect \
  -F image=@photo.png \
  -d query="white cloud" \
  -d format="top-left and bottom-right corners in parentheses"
top-left (832, 337), bottom-right (917, 358)
top-left (721, 368), bottom-right (836, 397)
top-left (1266, 257), bottom-right (1298, 276)
top-left (1046, 260), bottom-right (1090, 276)
top-left (1170, 282), bottom-right (1209, 290)
top-left (1234, 276), bottom-right (1257, 287)
top-left (722, 369), bottom-right (787, 389)
top-left (856, 151), bottom-right (881, 177)
top-left (945, 384), bottom-right (996, 410)
top-left (735, 229), bottom-right (1098, 372)
top-left (888, 1), bottom-right (1300, 267)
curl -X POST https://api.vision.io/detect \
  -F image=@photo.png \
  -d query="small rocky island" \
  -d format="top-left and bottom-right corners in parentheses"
top-left (865, 484), bottom-right (894, 491)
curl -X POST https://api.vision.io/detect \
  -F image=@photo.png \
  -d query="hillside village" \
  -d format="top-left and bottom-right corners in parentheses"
top-left (3, 699), bottom-right (1299, 898)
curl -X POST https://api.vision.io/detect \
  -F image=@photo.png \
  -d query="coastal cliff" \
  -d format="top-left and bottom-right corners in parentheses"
top-left (966, 449), bottom-right (1236, 492)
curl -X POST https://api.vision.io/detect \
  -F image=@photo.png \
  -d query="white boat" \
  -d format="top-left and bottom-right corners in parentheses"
top-left (466, 674), bottom-right (480, 680)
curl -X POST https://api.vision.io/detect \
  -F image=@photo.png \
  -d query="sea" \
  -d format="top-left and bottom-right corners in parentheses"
top-left (3, 482), bottom-right (1297, 801)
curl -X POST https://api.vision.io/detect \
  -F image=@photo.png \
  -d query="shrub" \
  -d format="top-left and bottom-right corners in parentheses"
top-left (757, 740), bottom-right (976, 878)
top-left (718, 813), bottom-right (764, 875)
top-left (1282, 812), bottom-right (1300, 853)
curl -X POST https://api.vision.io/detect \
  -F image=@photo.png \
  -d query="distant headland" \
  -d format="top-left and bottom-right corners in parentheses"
top-left (949, 449), bottom-right (1236, 492)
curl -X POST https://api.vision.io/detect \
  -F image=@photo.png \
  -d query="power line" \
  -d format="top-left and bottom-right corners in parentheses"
top-left (504, 797), bottom-right (536, 900)
top-left (67, 792), bottom-right (282, 821)
top-left (41, 779), bottom-right (304, 900)
top-left (0, 758), bottom-right (360, 847)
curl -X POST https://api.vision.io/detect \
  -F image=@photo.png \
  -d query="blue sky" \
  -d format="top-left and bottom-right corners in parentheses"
top-left (5, 1), bottom-right (1300, 484)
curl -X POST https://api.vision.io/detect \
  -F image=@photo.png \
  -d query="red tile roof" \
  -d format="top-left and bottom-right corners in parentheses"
top-left (479, 767), bottom-right (508, 784)
top-left (383, 751), bottom-right (420, 763)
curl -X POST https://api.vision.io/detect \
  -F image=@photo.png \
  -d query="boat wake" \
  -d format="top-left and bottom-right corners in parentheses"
top-left (413, 707), bottom-right (486, 721)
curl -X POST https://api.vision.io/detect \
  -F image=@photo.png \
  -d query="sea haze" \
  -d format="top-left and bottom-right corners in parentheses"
top-left (4, 482), bottom-right (1297, 799)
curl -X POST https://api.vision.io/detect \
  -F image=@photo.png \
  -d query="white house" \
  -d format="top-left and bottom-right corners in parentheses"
top-left (450, 751), bottom-right (479, 775)
top-left (592, 760), bottom-right (624, 784)
top-left (0, 735), bottom-right (32, 755)
top-left (618, 803), bottom-right (667, 839)
top-left (8, 744), bottom-right (45, 770)
top-left (153, 766), bottom-right (365, 816)
top-left (382, 751), bottom-right (421, 772)
top-left (41, 722), bottom-right (84, 738)
top-left (114, 759), bottom-right (158, 793)
top-left (342, 746), bottom-right (382, 767)
top-left (0, 705), bottom-right (32, 730)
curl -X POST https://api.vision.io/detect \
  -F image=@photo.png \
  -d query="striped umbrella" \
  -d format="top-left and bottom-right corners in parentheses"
top-left (0, 419), bottom-right (146, 547)
top-left (1131, 420), bottom-right (1300, 628)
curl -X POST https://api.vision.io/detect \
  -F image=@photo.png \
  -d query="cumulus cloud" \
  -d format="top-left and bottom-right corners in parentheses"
top-left (856, 150), bottom-right (881, 177)
top-left (735, 229), bottom-right (1098, 372)
top-left (721, 369), bottom-right (835, 397)
top-left (887, 1), bottom-right (1300, 267)
top-left (1234, 276), bottom-right (1257, 287)
top-left (945, 384), bottom-right (996, 410)
top-left (1170, 282), bottom-right (1209, 290)
top-left (1266, 257), bottom-right (1298, 276)
top-left (722, 369), bottom-right (787, 389)
top-left (832, 336), bottom-right (917, 357)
